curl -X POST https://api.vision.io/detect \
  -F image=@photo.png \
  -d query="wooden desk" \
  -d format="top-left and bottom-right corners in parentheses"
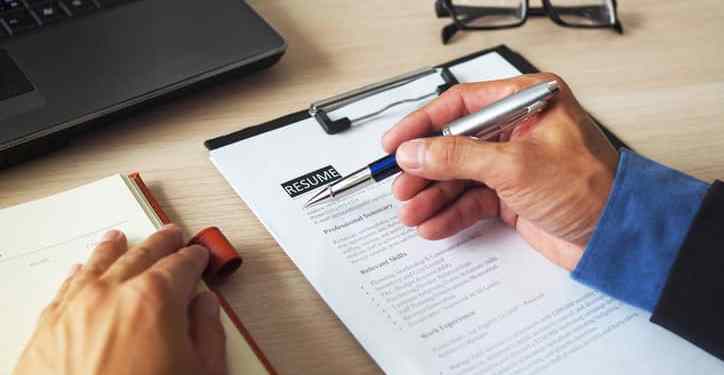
top-left (2, 1), bottom-right (723, 373)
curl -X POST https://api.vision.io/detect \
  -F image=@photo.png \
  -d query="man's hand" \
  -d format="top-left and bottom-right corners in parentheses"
top-left (383, 73), bottom-right (619, 271)
top-left (13, 225), bottom-right (227, 375)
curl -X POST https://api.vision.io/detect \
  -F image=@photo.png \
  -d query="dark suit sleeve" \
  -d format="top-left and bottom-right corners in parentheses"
top-left (651, 180), bottom-right (724, 360)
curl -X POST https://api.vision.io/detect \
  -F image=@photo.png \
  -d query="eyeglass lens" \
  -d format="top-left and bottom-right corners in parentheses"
top-left (548, 0), bottom-right (615, 26)
top-left (450, 0), bottom-right (526, 27)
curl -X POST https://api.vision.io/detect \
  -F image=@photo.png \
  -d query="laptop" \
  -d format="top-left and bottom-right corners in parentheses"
top-left (0, 0), bottom-right (286, 167)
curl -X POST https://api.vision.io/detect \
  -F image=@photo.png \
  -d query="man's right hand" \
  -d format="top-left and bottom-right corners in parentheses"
top-left (382, 73), bottom-right (619, 271)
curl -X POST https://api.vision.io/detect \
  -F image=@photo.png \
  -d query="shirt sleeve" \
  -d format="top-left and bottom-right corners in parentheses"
top-left (571, 148), bottom-right (709, 311)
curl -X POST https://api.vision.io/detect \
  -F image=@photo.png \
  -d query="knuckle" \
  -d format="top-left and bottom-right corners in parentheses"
top-left (82, 280), bottom-right (110, 301)
top-left (138, 271), bottom-right (173, 299)
top-left (427, 184), bottom-right (448, 203)
top-left (169, 250), bottom-right (203, 276)
top-left (155, 225), bottom-right (182, 243)
top-left (122, 281), bottom-right (168, 320)
top-left (115, 244), bottom-right (156, 271)
top-left (437, 137), bottom-right (467, 170)
top-left (443, 83), bottom-right (466, 97)
top-left (449, 204), bottom-right (466, 228)
top-left (539, 72), bottom-right (563, 84)
top-left (445, 83), bottom-right (462, 94)
top-left (516, 72), bottom-right (566, 93)
top-left (475, 190), bottom-right (498, 217)
top-left (79, 266), bottom-right (105, 279)
top-left (464, 192), bottom-right (484, 215)
top-left (131, 244), bottom-right (155, 262)
top-left (64, 280), bottom-right (109, 314)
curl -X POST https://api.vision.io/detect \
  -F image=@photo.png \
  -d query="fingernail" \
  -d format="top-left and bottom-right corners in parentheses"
top-left (100, 229), bottom-right (123, 243)
top-left (160, 223), bottom-right (179, 232)
top-left (159, 223), bottom-right (182, 238)
top-left (199, 291), bottom-right (220, 318)
top-left (397, 140), bottom-right (424, 171)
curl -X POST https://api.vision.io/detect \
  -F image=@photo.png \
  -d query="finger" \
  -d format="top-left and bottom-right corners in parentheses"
top-left (382, 73), bottom-right (560, 153)
top-left (396, 136), bottom-right (519, 188)
top-left (499, 199), bottom-right (518, 228)
top-left (65, 230), bottom-right (130, 297)
top-left (417, 187), bottom-right (499, 240)
top-left (516, 218), bottom-right (584, 271)
top-left (189, 291), bottom-right (227, 375)
top-left (84, 230), bottom-right (128, 275)
top-left (105, 224), bottom-right (183, 282)
top-left (49, 264), bottom-right (82, 308)
top-left (392, 172), bottom-right (431, 201)
top-left (399, 180), bottom-right (466, 226)
top-left (143, 245), bottom-right (209, 303)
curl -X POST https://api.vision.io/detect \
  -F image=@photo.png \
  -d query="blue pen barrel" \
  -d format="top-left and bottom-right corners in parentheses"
top-left (368, 131), bottom-right (443, 182)
top-left (369, 154), bottom-right (400, 181)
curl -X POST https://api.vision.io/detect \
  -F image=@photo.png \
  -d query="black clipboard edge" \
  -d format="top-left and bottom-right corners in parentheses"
top-left (204, 109), bottom-right (310, 151)
top-left (205, 44), bottom-right (626, 150)
top-left (440, 44), bottom-right (539, 74)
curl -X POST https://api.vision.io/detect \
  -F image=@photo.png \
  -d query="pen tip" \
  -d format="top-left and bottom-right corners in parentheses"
top-left (304, 186), bottom-right (331, 209)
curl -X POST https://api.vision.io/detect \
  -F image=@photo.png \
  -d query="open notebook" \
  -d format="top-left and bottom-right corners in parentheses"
top-left (0, 174), bottom-right (274, 374)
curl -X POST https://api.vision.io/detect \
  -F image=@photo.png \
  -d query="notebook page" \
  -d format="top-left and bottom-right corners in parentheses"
top-left (0, 175), bottom-right (158, 373)
top-left (0, 175), bottom-right (268, 375)
top-left (209, 52), bottom-right (723, 374)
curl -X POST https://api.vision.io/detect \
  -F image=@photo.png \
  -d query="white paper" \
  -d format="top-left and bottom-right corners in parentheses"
top-left (209, 52), bottom-right (723, 374)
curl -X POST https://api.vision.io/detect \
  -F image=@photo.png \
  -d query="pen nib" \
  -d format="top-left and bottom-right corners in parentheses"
top-left (304, 186), bottom-right (332, 208)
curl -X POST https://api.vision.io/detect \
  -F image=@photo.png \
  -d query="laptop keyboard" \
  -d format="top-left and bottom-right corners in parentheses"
top-left (0, 0), bottom-right (136, 39)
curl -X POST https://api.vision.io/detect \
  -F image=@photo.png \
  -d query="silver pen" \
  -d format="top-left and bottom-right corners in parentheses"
top-left (305, 80), bottom-right (560, 208)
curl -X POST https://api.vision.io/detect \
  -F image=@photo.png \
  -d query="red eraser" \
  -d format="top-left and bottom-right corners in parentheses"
top-left (188, 226), bottom-right (242, 283)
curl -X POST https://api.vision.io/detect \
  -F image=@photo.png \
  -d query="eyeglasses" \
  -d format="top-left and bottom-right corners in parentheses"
top-left (435, 0), bottom-right (623, 44)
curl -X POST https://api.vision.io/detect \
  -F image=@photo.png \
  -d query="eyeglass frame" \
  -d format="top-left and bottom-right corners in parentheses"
top-left (436, 0), bottom-right (623, 44)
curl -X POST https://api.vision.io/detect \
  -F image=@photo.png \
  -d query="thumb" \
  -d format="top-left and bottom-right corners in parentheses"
top-left (190, 291), bottom-right (228, 375)
top-left (396, 137), bottom-right (515, 187)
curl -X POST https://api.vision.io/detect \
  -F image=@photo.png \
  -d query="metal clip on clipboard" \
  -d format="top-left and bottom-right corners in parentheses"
top-left (309, 66), bottom-right (459, 134)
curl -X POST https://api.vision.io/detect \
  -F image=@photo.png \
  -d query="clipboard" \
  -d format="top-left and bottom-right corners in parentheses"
top-left (204, 44), bottom-right (627, 151)
top-left (198, 45), bottom-right (724, 375)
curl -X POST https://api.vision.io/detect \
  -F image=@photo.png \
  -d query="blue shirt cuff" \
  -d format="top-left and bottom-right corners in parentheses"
top-left (572, 149), bottom-right (708, 311)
